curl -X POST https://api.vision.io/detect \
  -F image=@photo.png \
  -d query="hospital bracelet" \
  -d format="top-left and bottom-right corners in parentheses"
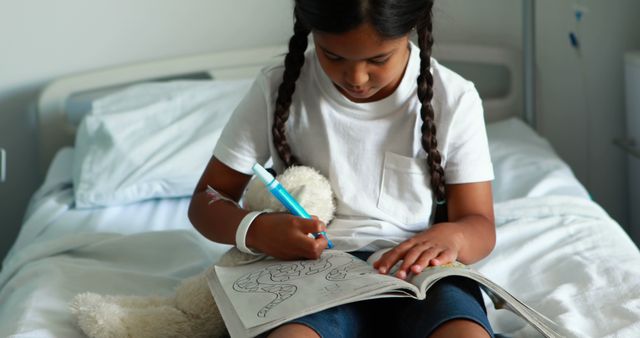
top-left (235, 210), bottom-right (268, 255)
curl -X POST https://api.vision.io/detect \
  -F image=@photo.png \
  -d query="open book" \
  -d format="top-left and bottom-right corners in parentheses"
top-left (207, 249), bottom-right (570, 338)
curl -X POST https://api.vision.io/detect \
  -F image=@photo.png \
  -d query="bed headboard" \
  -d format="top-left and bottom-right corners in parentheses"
top-left (433, 43), bottom-right (522, 122)
top-left (36, 43), bottom-right (522, 176)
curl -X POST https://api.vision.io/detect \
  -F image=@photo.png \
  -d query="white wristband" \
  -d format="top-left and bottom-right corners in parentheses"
top-left (235, 210), bottom-right (267, 255)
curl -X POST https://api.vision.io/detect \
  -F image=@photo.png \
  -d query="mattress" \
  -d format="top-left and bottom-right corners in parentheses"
top-left (2, 119), bottom-right (638, 338)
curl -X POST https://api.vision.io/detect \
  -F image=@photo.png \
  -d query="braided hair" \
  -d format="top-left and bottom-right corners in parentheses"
top-left (272, 16), bottom-right (309, 167)
top-left (274, 0), bottom-right (446, 205)
top-left (415, 3), bottom-right (446, 204)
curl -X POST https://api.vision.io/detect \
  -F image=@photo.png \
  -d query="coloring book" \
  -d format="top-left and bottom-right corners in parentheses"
top-left (207, 249), bottom-right (569, 338)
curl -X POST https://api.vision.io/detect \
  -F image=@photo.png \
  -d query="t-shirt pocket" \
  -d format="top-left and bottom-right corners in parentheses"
top-left (377, 151), bottom-right (433, 229)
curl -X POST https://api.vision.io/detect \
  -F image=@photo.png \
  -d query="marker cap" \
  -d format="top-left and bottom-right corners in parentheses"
top-left (252, 163), bottom-right (275, 186)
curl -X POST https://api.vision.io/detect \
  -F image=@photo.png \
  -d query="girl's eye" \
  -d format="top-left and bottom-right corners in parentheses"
top-left (325, 53), bottom-right (342, 61)
top-left (369, 58), bottom-right (389, 65)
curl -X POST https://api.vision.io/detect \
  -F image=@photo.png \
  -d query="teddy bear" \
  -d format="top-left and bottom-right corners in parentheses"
top-left (70, 166), bottom-right (336, 338)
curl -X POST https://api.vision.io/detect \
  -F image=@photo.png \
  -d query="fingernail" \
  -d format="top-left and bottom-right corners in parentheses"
top-left (379, 267), bottom-right (387, 274)
top-left (412, 264), bottom-right (422, 273)
top-left (396, 270), bottom-right (406, 279)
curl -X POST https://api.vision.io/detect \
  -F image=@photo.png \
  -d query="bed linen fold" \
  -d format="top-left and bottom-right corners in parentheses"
top-left (0, 230), bottom-right (231, 338)
top-left (1, 195), bottom-right (639, 337)
top-left (476, 196), bottom-right (640, 337)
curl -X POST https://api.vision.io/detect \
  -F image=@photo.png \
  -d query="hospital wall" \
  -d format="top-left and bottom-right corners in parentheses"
top-left (535, 0), bottom-right (640, 239)
top-left (0, 0), bottom-right (296, 262)
top-left (0, 0), bottom-right (639, 261)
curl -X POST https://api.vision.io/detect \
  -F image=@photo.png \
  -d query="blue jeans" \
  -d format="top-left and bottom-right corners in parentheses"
top-left (263, 251), bottom-right (494, 338)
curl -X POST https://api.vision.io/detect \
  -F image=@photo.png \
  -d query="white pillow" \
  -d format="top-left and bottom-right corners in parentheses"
top-left (73, 79), bottom-right (252, 208)
top-left (486, 117), bottom-right (589, 202)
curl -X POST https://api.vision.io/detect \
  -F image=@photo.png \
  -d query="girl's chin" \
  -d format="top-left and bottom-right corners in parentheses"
top-left (341, 87), bottom-right (378, 101)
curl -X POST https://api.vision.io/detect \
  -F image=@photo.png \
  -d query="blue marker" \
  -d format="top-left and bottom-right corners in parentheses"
top-left (252, 163), bottom-right (334, 249)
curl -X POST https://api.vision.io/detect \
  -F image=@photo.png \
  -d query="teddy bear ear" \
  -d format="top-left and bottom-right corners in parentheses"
top-left (243, 165), bottom-right (336, 223)
top-left (288, 185), bottom-right (307, 201)
top-left (242, 177), bottom-right (285, 213)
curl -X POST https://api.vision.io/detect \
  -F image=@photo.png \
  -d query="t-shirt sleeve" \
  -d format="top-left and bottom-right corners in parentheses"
top-left (443, 84), bottom-right (494, 184)
top-left (213, 72), bottom-right (272, 175)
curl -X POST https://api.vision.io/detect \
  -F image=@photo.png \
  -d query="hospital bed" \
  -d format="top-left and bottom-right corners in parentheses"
top-left (1, 43), bottom-right (639, 338)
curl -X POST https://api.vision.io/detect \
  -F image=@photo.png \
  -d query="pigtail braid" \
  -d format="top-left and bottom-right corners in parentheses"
top-left (416, 9), bottom-right (446, 205)
top-left (272, 17), bottom-right (310, 168)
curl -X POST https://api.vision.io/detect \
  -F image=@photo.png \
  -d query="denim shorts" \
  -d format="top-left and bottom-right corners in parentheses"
top-left (262, 251), bottom-right (494, 338)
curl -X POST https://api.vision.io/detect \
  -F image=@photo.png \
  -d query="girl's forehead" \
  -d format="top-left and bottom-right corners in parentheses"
top-left (312, 23), bottom-right (409, 60)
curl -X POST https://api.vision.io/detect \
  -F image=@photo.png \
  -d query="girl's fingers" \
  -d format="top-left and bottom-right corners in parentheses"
top-left (374, 239), bottom-right (459, 277)
top-left (396, 245), bottom-right (437, 279)
top-left (298, 218), bottom-right (326, 234)
top-left (374, 245), bottom-right (408, 274)
top-left (285, 233), bottom-right (327, 260)
top-left (411, 249), bottom-right (443, 274)
top-left (430, 249), bottom-right (457, 266)
top-left (308, 236), bottom-right (328, 258)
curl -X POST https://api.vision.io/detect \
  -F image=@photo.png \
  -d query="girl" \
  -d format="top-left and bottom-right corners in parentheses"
top-left (189, 1), bottom-right (496, 337)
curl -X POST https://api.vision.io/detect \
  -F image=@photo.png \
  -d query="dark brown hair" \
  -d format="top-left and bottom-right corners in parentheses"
top-left (273, 0), bottom-right (446, 204)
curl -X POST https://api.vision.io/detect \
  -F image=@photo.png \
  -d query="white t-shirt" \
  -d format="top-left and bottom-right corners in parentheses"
top-left (214, 42), bottom-right (494, 251)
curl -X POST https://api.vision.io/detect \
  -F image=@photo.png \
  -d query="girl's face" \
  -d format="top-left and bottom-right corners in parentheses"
top-left (313, 23), bottom-right (411, 103)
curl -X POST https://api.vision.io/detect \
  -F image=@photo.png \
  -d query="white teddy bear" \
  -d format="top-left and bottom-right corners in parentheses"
top-left (70, 166), bottom-right (335, 338)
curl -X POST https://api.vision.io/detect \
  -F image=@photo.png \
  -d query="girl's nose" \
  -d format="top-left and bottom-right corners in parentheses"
top-left (344, 62), bottom-right (369, 87)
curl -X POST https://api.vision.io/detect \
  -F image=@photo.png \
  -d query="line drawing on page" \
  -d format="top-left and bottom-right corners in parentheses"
top-left (232, 254), bottom-right (373, 318)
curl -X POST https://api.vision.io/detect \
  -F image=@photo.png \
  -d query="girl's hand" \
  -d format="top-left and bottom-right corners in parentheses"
top-left (246, 213), bottom-right (328, 260)
top-left (372, 223), bottom-right (463, 280)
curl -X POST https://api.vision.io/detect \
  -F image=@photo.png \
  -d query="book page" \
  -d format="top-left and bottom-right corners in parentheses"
top-left (406, 264), bottom-right (571, 338)
top-left (212, 250), bottom-right (416, 330)
top-left (407, 262), bottom-right (472, 294)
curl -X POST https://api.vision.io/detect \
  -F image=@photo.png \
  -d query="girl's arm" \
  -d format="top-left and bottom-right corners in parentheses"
top-left (373, 181), bottom-right (495, 279)
top-left (188, 156), bottom-right (328, 260)
top-left (188, 156), bottom-right (253, 244)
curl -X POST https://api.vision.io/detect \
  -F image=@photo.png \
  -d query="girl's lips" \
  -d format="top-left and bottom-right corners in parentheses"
top-left (345, 86), bottom-right (370, 97)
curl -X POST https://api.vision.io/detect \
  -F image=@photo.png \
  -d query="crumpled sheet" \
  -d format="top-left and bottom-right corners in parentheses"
top-left (1, 194), bottom-right (639, 338)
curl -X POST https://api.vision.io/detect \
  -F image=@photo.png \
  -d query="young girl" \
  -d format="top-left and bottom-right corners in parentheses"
top-left (189, 1), bottom-right (496, 337)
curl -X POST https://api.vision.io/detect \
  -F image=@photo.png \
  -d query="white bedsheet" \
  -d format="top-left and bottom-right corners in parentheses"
top-left (479, 197), bottom-right (640, 337)
top-left (1, 120), bottom-right (633, 338)
top-left (9, 148), bottom-right (198, 259)
top-left (0, 148), bottom-right (231, 337)
top-left (2, 192), bottom-right (639, 337)
top-left (0, 230), bottom-right (230, 338)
